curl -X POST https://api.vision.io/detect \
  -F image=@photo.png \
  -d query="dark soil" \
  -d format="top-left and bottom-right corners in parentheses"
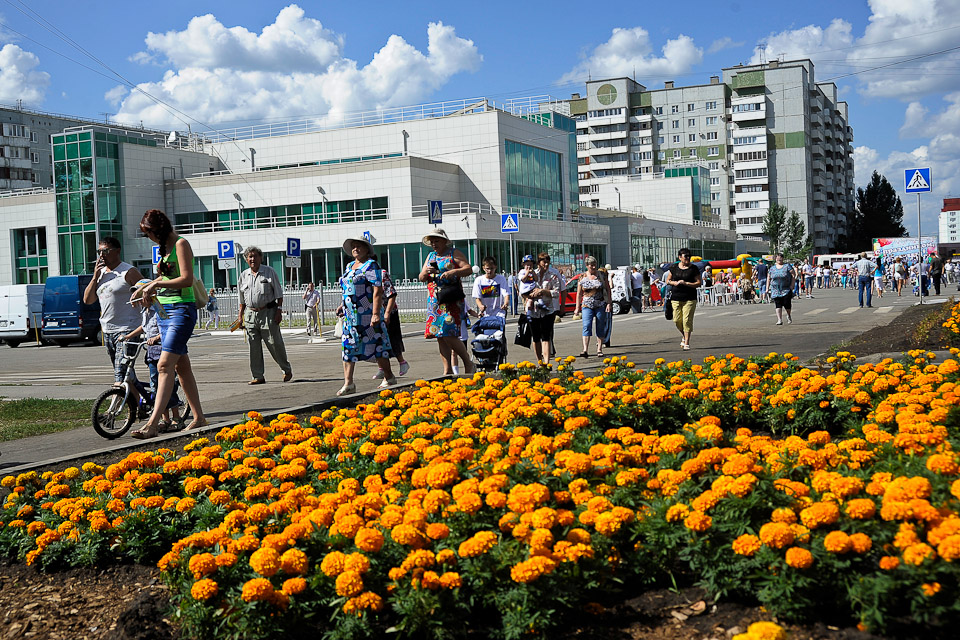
top-left (828, 299), bottom-right (955, 358)
top-left (3, 301), bottom-right (956, 640)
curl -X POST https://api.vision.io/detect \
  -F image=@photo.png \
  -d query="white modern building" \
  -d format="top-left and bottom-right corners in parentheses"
top-left (941, 198), bottom-right (960, 244)
top-left (1, 97), bottom-right (612, 286)
top-left (561, 58), bottom-right (855, 253)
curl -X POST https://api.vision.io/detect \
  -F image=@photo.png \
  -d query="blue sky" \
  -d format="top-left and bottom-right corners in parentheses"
top-left (2, 0), bottom-right (958, 234)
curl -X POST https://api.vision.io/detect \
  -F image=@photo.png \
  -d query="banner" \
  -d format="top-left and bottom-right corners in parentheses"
top-left (873, 237), bottom-right (937, 260)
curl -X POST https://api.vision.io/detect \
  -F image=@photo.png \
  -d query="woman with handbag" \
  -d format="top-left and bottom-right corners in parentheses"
top-left (336, 238), bottom-right (396, 396)
top-left (573, 256), bottom-right (612, 358)
top-left (129, 209), bottom-right (206, 438)
top-left (419, 229), bottom-right (476, 375)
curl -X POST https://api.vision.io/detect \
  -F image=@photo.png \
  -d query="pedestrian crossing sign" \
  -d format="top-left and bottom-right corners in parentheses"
top-left (904, 168), bottom-right (931, 193)
top-left (500, 212), bottom-right (519, 233)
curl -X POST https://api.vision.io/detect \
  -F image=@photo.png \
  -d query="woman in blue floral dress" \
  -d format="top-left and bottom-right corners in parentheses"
top-left (336, 237), bottom-right (395, 396)
top-left (419, 229), bottom-right (476, 375)
top-left (766, 253), bottom-right (797, 326)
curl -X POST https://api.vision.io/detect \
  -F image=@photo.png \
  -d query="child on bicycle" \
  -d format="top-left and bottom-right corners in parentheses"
top-left (126, 280), bottom-right (183, 432)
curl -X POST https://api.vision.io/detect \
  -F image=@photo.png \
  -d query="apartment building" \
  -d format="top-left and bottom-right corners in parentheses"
top-left (563, 58), bottom-right (855, 253)
top-left (941, 198), bottom-right (960, 244)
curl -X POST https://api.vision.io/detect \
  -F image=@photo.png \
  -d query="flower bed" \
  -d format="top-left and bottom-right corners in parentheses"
top-left (2, 350), bottom-right (960, 639)
top-left (943, 299), bottom-right (960, 347)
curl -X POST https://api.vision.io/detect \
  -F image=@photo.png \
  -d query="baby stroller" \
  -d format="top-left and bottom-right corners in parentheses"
top-left (471, 315), bottom-right (508, 371)
top-left (739, 279), bottom-right (756, 304)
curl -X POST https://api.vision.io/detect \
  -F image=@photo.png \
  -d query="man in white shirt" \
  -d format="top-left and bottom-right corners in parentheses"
top-left (630, 264), bottom-right (645, 313)
top-left (238, 246), bottom-right (293, 384)
top-left (472, 256), bottom-right (508, 318)
top-left (302, 282), bottom-right (321, 336)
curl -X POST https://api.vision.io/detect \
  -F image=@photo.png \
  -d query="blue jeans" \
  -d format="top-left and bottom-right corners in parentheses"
top-left (858, 275), bottom-right (873, 307)
top-left (581, 306), bottom-right (607, 337)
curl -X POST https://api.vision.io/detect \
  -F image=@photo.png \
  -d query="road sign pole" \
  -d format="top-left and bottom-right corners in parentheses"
top-left (918, 193), bottom-right (923, 306)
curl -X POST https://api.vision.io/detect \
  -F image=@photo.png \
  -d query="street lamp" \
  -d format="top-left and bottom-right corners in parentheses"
top-left (233, 193), bottom-right (243, 229)
top-left (614, 186), bottom-right (621, 212)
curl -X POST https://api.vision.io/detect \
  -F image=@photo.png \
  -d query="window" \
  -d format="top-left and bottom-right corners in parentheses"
top-left (708, 146), bottom-right (719, 156)
top-left (732, 136), bottom-right (760, 145)
top-left (673, 150), bottom-right (682, 158)
top-left (711, 192), bottom-right (720, 201)
top-left (671, 105), bottom-right (679, 113)
top-left (688, 134), bottom-right (696, 142)
top-left (689, 149), bottom-right (697, 157)
top-left (736, 201), bottom-right (761, 209)
top-left (708, 162), bottom-right (720, 170)
top-left (688, 118), bottom-right (696, 127)
top-left (735, 168), bottom-right (768, 179)
top-left (31, 152), bottom-right (40, 164)
top-left (657, 122), bottom-right (663, 131)
top-left (706, 131), bottom-right (718, 140)
top-left (688, 103), bottom-right (695, 111)
top-left (658, 136), bottom-right (664, 144)
top-left (706, 116), bottom-right (718, 125)
top-left (654, 106), bottom-right (663, 115)
top-left (672, 120), bottom-right (680, 128)
top-left (706, 101), bottom-right (718, 110)
top-left (658, 151), bottom-right (666, 160)
top-left (712, 207), bottom-right (721, 217)
top-left (731, 102), bottom-right (763, 113)
top-left (739, 184), bottom-right (765, 192)
top-left (30, 132), bottom-right (39, 143)
top-left (672, 135), bottom-right (681, 143)
top-left (734, 150), bottom-right (767, 161)
top-left (3, 124), bottom-right (27, 137)
top-left (710, 177), bottom-right (720, 186)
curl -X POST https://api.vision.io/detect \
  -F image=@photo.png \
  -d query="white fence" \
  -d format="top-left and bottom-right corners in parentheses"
top-left (197, 283), bottom-right (431, 330)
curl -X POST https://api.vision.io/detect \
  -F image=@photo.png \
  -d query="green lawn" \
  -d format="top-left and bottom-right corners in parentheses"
top-left (0, 398), bottom-right (94, 442)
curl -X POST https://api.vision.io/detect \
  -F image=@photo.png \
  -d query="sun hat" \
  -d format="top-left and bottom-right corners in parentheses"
top-left (342, 236), bottom-right (374, 256)
top-left (422, 228), bottom-right (451, 246)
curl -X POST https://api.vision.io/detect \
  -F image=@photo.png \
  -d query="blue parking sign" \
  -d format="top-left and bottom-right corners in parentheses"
top-left (287, 238), bottom-right (301, 257)
top-left (152, 246), bottom-right (161, 264)
top-left (217, 240), bottom-right (235, 259)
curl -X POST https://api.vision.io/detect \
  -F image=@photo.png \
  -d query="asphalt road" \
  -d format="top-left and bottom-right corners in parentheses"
top-left (0, 286), bottom-right (947, 470)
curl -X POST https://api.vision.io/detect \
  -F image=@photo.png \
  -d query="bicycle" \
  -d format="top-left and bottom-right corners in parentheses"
top-left (91, 339), bottom-right (189, 439)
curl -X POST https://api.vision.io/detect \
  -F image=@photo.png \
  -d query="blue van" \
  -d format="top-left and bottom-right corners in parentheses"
top-left (41, 275), bottom-right (101, 346)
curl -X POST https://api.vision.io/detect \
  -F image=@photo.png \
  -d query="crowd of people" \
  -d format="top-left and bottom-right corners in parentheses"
top-left (89, 212), bottom-right (958, 434)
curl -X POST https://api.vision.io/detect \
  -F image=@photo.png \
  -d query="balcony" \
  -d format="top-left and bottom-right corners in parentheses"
top-left (811, 144), bottom-right (824, 157)
top-left (584, 130), bottom-right (627, 143)
top-left (813, 190), bottom-right (826, 202)
top-left (809, 112), bottom-right (822, 127)
top-left (812, 159), bottom-right (826, 173)
top-left (588, 159), bottom-right (630, 172)
top-left (591, 143), bottom-right (628, 155)
top-left (0, 156), bottom-right (31, 170)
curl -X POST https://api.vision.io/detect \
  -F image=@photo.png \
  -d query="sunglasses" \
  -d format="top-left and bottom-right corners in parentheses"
top-left (97, 248), bottom-right (115, 255)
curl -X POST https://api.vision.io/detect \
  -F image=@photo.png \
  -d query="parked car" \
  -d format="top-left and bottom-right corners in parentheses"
top-left (41, 275), bottom-right (101, 347)
top-left (0, 284), bottom-right (45, 347)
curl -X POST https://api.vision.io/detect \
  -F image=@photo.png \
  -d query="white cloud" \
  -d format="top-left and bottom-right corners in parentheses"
top-left (104, 85), bottom-right (127, 107)
top-left (559, 28), bottom-right (702, 84)
top-left (750, 19), bottom-right (854, 68)
top-left (708, 37), bottom-right (744, 54)
top-left (0, 43), bottom-right (49, 105)
top-left (114, 6), bottom-right (481, 129)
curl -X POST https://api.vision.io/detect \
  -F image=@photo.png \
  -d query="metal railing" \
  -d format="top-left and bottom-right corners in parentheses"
top-left (197, 283), bottom-right (430, 331)
top-left (0, 186), bottom-right (53, 199)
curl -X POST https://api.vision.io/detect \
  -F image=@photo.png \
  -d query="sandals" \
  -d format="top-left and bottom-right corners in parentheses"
top-left (596, 349), bottom-right (604, 358)
top-left (131, 427), bottom-right (158, 440)
top-left (336, 383), bottom-right (356, 397)
top-left (578, 351), bottom-right (589, 358)
top-left (183, 419), bottom-right (210, 431)
top-left (378, 377), bottom-right (398, 389)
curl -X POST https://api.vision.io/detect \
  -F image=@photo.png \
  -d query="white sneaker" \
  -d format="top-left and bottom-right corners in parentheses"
top-left (787, 317), bottom-right (793, 324)
top-left (378, 377), bottom-right (398, 389)
top-left (451, 366), bottom-right (460, 375)
top-left (776, 320), bottom-right (783, 325)
top-left (398, 361), bottom-right (410, 376)
top-left (372, 369), bottom-right (385, 380)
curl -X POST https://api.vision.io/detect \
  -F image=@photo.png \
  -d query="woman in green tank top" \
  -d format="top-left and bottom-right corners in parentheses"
top-left (131, 209), bottom-right (206, 438)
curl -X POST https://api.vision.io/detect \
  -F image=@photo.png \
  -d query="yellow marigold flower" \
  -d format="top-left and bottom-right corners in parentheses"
top-left (191, 578), bottom-right (219, 601)
top-left (241, 577), bottom-right (274, 603)
top-left (732, 534), bottom-right (762, 556)
top-left (249, 547), bottom-right (281, 577)
top-left (665, 504), bottom-right (690, 522)
top-left (355, 527), bottom-right (385, 553)
top-left (684, 511), bottom-right (712, 533)
top-left (759, 522), bottom-right (795, 549)
top-left (744, 621), bottom-right (788, 640)
top-left (335, 570), bottom-right (364, 597)
top-left (784, 546), bottom-right (814, 569)
top-left (822, 530), bottom-right (852, 554)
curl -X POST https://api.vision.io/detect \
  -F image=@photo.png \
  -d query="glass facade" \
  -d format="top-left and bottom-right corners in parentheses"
top-left (174, 197), bottom-right (388, 233)
top-left (630, 234), bottom-right (735, 267)
top-left (663, 166), bottom-right (713, 222)
top-left (52, 128), bottom-right (156, 274)
top-left (504, 140), bottom-right (564, 217)
top-left (13, 227), bottom-right (48, 284)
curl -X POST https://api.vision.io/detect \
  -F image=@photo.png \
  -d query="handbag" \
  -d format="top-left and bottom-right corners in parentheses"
top-left (334, 318), bottom-right (344, 338)
top-left (436, 278), bottom-right (465, 305)
top-left (192, 278), bottom-right (209, 307)
top-left (514, 314), bottom-right (532, 348)
top-left (664, 291), bottom-right (674, 321)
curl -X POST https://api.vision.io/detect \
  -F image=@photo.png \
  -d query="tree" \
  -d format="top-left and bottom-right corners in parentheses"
top-left (761, 203), bottom-right (787, 254)
top-left (848, 171), bottom-right (907, 250)
top-left (783, 210), bottom-right (807, 256)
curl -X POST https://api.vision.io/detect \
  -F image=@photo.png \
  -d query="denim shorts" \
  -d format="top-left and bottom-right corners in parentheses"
top-left (157, 303), bottom-right (197, 355)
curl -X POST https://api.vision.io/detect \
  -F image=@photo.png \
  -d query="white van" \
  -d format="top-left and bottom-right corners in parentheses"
top-left (0, 284), bottom-right (45, 347)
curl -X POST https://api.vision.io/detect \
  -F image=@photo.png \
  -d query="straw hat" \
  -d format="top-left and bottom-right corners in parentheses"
top-left (422, 228), bottom-right (451, 246)
top-left (342, 236), bottom-right (374, 256)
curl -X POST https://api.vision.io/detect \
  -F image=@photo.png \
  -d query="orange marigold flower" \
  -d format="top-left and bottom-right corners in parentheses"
top-left (280, 548), bottom-right (308, 575)
top-left (823, 530), bottom-right (852, 554)
top-left (458, 531), bottom-right (498, 557)
top-left (922, 582), bottom-right (942, 597)
top-left (799, 502), bottom-right (840, 529)
top-left (844, 499), bottom-right (876, 520)
top-left (250, 547), bottom-right (281, 577)
top-left (849, 532), bottom-right (872, 554)
top-left (510, 556), bottom-right (558, 584)
top-left (335, 570), bottom-right (364, 597)
top-left (190, 578), bottom-right (219, 601)
top-left (879, 556), bottom-right (900, 570)
top-left (354, 528), bottom-right (385, 553)
top-left (784, 546), bottom-right (814, 569)
top-left (665, 504), bottom-right (690, 522)
top-left (282, 577), bottom-right (308, 596)
top-left (732, 534), bottom-right (762, 556)
top-left (759, 522), bottom-right (795, 549)
top-left (439, 572), bottom-right (462, 589)
top-left (241, 577), bottom-right (274, 602)
top-left (684, 511), bottom-right (712, 533)
top-left (902, 543), bottom-right (935, 566)
top-left (188, 553), bottom-right (218, 579)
